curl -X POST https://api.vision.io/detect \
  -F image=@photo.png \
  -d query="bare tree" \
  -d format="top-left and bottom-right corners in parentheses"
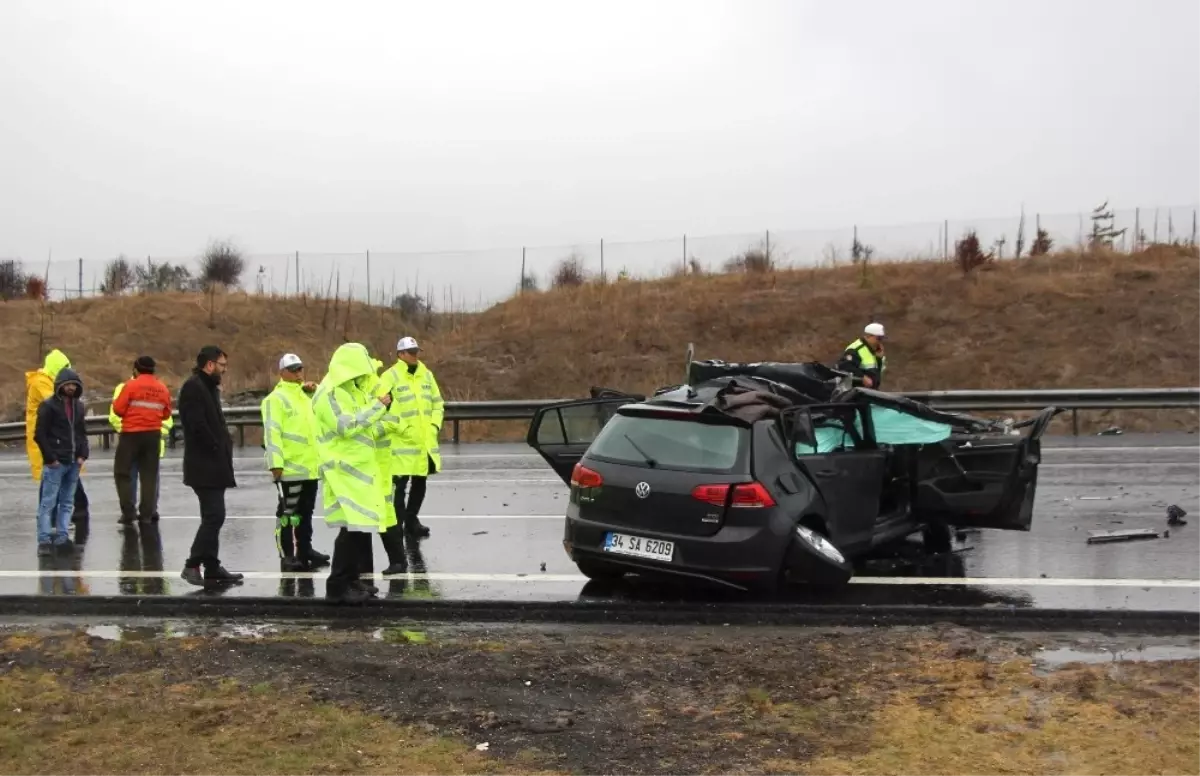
top-left (199, 238), bottom-right (246, 289)
top-left (101, 255), bottom-right (135, 295)
top-left (0, 259), bottom-right (28, 301)
top-left (552, 252), bottom-right (587, 287)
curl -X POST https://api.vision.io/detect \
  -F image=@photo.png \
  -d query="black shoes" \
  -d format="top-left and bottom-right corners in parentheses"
top-left (181, 564), bottom-right (245, 587)
top-left (381, 561), bottom-right (408, 576)
top-left (325, 585), bottom-right (371, 604)
top-left (404, 515), bottom-right (431, 538)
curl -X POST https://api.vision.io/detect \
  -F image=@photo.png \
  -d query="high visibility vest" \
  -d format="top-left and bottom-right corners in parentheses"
top-left (846, 338), bottom-right (886, 376)
top-left (379, 360), bottom-right (445, 477)
top-left (110, 382), bottom-right (174, 458)
top-left (312, 344), bottom-right (389, 533)
top-left (260, 380), bottom-right (320, 482)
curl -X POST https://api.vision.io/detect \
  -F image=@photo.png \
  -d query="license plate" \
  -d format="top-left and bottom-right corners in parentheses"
top-left (603, 532), bottom-right (674, 562)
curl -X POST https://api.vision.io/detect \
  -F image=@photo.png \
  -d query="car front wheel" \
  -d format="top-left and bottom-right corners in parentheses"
top-left (783, 524), bottom-right (854, 587)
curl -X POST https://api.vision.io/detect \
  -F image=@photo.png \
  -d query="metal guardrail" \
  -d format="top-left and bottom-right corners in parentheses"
top-left (0, 388), bottom-right (1196, 447)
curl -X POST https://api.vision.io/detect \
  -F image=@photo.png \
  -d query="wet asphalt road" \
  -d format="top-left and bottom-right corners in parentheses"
top-left (0, 433), bottom-right (1196, 611)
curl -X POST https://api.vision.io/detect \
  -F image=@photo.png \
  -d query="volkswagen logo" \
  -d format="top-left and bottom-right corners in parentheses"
top-left (634, 482), bottom-right (651, 499)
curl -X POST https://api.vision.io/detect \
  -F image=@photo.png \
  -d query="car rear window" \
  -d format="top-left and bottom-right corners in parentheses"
top-left (588, 414), bottom-right (746, 471)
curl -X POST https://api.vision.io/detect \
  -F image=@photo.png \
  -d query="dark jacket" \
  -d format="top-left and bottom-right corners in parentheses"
top-left (178, 369), bottom-right (236, 489)
top-left (34, 367), bottom-right (90, 467)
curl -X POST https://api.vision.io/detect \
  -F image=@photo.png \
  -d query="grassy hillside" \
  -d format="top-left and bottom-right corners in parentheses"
top-left (1, 245), bottom-right (1196, 439)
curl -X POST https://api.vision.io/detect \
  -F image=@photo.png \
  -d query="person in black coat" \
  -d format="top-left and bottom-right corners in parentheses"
top-left (177, 345), bottom-right (244, 586)
top-left (33, 367), bottom-right (89, 554)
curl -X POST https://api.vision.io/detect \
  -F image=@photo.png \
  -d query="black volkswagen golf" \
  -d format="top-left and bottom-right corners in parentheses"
top-left (526, 360), bottom-right (1060, 592)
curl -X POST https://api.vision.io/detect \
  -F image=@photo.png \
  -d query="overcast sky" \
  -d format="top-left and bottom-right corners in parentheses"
top-left (1, 0), bottom-right (1196, 296)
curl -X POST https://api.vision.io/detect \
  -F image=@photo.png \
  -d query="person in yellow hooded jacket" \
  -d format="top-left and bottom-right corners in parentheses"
top-left (312, 343), bottom-right (394, 604)
top-left (366, 357), bottom-right (409, 578)
top-left (26, 349), bottom-right (89, 527)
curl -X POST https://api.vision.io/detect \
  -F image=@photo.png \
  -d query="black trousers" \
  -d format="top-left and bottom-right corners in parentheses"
top-left (115, 431), bottom-right (161, 521)
top-left (274, 479), bottom-right (318, 558)
top-left (328, 528), bottom-right (371, 592)
top-left (186, 487), bottom-right (226, 571)
top-left (393, 454), bottom-right (437, 520)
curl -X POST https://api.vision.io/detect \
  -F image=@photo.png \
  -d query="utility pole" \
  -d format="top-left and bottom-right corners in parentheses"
top-left (77, 258), bottom-right (83, 299)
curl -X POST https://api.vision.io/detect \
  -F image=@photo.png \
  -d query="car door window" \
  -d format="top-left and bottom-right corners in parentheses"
top-left (793, 407), bottom-right (867, 456)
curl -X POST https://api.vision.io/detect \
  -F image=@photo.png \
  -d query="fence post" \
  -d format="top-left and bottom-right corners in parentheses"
top-left (1072, 409), bottom-right (1079, 436)
top-left (453, 419), bottom-right (461, 444)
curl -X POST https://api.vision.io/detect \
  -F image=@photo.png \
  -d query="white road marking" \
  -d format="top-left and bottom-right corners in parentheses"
top-left (0, 570), bottom-right (1196, 587)
top-left (98, 514), bottom-right (563, 521)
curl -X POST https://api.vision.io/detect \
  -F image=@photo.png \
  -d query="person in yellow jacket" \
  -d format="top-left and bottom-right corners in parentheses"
top-left (26, 349), bottom-right (89, 527)
top-left (312, 342), bottom-right (393, 604)
top-left (367, 357), bottom-right (409, 577)
top-left (261, 353), bottom-right (331, 572)
top-left (109, 366), bottom-right (175, 523)
top-left (378, 336), bottom-right (444, 539)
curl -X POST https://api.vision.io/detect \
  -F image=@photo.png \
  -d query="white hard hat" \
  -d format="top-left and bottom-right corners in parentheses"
top-left (279, 353), bottom-right (303, 371)
top-left (864, 322), bottom-right (886, 338)
top-left (396, 336), bottom-right (420, 352)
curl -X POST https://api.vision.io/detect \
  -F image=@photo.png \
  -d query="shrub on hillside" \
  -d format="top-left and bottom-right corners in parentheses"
top-left (955, 229), bottom-right (994, 274)
top-left (520, 272), bottom-right (539, 292)
top-left (723, 245), bottom-right (775, 273)
top-left (552, 253), bottom-right (587, 287)
top-left (25, 275), bottom-right (47, 300)
top-left (136, 261), bottom-right (196, 293)
top-left (200, 239), bottom-right (245, 289)
top-left (391, 292), bottom-right (430, 319)
top-left (1030, 227), bottom-right (1053, 256)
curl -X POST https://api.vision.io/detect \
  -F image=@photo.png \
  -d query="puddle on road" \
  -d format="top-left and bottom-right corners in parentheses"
top-left (1034, 643), bottom-right (1200, 672)
top-left (84, 621), bottom-right (286, 641)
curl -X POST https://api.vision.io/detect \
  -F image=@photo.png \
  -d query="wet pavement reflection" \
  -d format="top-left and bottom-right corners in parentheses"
top-left (0, 437), bottom-right (1196, 611)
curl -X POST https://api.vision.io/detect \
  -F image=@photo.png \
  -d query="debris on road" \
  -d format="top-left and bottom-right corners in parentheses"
top-left (1167, 505), bottom-right (1188, 526)
top-left (1086, 528), bottom-right (1160, 544)
top-left (1097, 426), bottom-right (1124, 436)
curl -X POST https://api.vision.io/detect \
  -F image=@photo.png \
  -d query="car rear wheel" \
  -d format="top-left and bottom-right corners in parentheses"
top-left (783, 523), bottom-right (854, 587)
top-left (575, 559), bottom-right (626, 582)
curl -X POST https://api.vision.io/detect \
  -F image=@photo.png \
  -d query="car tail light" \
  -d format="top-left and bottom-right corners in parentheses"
top-left (571, 463), bottom-right (603, 488)
top-left (691, 482), bottom-right (776, 508)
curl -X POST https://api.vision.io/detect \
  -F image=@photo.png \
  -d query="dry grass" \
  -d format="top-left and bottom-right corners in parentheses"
top-left (1, 245), bottom-right (1196, 439)
top-left (792, 649), bottom-right (1200, 775)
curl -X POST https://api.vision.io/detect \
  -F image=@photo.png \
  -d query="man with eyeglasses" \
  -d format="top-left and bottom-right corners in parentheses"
top-left (261, 353), bottom-right (330, 571)
top-left (178, 345), bottom-right (243, 587)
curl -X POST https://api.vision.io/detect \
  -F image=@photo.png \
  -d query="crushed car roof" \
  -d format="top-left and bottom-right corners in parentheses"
top-left (622, 359), bottom-right (1019, 434)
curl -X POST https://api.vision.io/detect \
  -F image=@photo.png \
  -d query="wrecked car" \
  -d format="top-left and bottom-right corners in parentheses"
top-left (526, 358), bottom-right (1063, 592)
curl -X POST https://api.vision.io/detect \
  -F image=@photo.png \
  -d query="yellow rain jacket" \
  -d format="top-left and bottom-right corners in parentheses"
top-left (312, 344), bottom-right (390, 533)
top-left (25, 349), bottom-right (71, 480)
top-left (369, 358), bottom-right (402, 532)
top-left (379, 359), bottom-right (444, 477)
top-left (260, 379), bottom-right (320, 482)
top-left (110, 382), bottom-right (175, 458)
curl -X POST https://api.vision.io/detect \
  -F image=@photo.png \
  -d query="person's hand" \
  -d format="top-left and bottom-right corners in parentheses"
top-left (76, 457), bottom-right (85, 466)
top-left (302, 381), bottom-right (317, 393)
top-left (862, 376), bottom-right (875, 388)
top-left (271, 468), bottom-right (283, 481)
top-left (379, 393), bottom-right (392, 407)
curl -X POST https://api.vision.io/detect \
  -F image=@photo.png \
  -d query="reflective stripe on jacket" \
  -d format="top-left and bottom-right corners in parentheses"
top-left (260, 379), bottom-right (320, 482)
top-left (313, 343), bottom-right (389, 532)
top-left (112, 373), bottom-right (173, 433)
top-left (379, 360), bottom-right (444, 477)
top-left (110, 382), bottom-right (174, 457)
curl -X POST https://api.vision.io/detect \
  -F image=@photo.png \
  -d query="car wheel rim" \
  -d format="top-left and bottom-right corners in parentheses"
top-left (796, 525), bottom-right (845, 564)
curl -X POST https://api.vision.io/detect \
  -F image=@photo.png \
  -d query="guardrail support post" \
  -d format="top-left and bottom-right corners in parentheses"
top-left (1072, 409), bottom-right (1079, 436)
top-left (238, 425), bottom-right (246, 448)
top-left (453, 419), bottom-right (460, 445)
top-left (102, 432), bottom-right (111, 451)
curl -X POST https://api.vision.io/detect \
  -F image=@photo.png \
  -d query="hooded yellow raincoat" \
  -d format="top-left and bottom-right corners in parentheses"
top-left (25, 349), bottom-right (71, 480)
top-left (312, 344), bottom-right (391, 533)
top-left (369, 358), bottom-right (401, 533)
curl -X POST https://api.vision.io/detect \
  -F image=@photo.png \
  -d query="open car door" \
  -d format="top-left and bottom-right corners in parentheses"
top-left (914, 406), bottom-right (1063, 531)
top-left (526, 395), bottom-right (641, 485)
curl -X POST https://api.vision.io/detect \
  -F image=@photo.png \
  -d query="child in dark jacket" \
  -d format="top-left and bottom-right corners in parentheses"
top-left (34, 367), bottom-right (89, 554)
